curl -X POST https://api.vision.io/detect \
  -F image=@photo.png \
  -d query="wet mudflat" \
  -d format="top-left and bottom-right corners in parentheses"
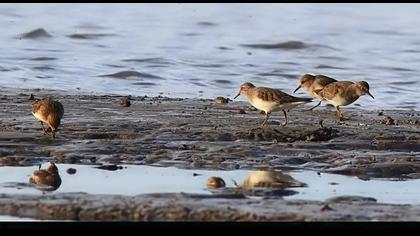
top-left (0, 88), bottom-right (419, 221)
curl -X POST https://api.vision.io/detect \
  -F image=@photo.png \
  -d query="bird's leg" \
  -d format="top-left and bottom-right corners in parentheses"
top-left (304, 101), bottom-right (322, 112)
top-left (281, 109), bottom-right (288, 126)
top-left (51, 130), bottom-right (56, 140)
top-left (336, 106), bottom-right (348, 121)
top-left (261, 111), bottom-right (270, 127)
top-left (40, 122), bottom-right (48, 135)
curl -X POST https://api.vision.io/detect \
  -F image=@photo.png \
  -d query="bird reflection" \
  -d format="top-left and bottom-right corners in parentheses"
top-left (29, 162), bottom-right (62, 192)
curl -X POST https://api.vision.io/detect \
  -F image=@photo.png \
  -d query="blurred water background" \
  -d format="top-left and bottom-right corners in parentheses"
top-left (1, 3), bottom-right (420, 110)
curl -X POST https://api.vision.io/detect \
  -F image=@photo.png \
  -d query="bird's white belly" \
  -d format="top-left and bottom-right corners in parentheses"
top-left (327, 96), bottom-right (356, 107)
top-left (250, 98), bottom-right (305, 113)
top-left (32, 112), bottom-right (48, 123)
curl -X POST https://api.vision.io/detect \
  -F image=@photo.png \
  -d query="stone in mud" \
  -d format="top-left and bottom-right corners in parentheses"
top-left (381, 116), bottom-right (395, 125)
top-left (214, 96), bottom-right (229, 104)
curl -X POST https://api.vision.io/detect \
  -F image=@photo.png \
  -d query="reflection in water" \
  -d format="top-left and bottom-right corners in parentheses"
top-left (206, 176), bottom-right (226, 189)
top-left (226, 170), bottom-right (306, 198)
top-left (235, 170), bottom-right (306, 189)
top-left (1, 164), bottom-right (420, 204)
top-left (29, 162), bottom-right (62, 192)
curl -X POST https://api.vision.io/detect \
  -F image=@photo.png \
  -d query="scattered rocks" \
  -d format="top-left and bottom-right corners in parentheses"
top-left (206, 176), bottom-right (226, 188)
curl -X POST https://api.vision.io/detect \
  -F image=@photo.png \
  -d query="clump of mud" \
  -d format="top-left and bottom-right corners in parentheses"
top-left (120, 98), bottom-right (131, 107)
top-left (299, 127), bottom-right (339, 141)
top-left (214, 97), bottom-right (229, 104)
top-left (381, 116), bottom-right (395, 125)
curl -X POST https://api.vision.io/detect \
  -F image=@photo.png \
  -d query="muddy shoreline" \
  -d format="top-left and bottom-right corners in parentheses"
top-left (0, 88), bottom-right (420, 221)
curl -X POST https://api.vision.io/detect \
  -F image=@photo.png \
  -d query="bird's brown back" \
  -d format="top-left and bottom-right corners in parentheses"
top-left (254, 87), bottom-right (312, 104)
top-left (32, 98), bottom-right (64, 130)
top-left (314, 75), bottom-right (337, 87)
top-left (317, 81), bottom-right (355, 100)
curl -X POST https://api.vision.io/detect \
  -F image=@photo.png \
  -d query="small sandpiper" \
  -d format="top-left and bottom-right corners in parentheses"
top-left (32, 97), bottom-right (64, 139)
top-left (29, 162), bottom-right (62, 191)
top-left (294, 74), bottom-right (337, 111)
top-left (314, 81), bottom-right (374, 120)
top-left (234, 82), bottom-right (312, 127)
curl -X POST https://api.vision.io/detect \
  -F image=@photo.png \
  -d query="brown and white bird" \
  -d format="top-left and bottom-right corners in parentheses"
top-left (234, 82), bottom-right (312, 127)
top-left (314, 81), bottom-right (374, 120)
top-left (32, 97), bottom-right (64, 139)
top-left (293, 74), bottom-right (337, 111)
top-left (29, 162), bottom-right (62, 191)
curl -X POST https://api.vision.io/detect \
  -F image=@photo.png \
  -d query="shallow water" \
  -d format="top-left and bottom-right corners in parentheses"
top-left (0, 3), bottom-right (420, 110)
top-left (1, 164), bottom-right (420, 205)
top-left (0, 215), bottom-right (39, 221)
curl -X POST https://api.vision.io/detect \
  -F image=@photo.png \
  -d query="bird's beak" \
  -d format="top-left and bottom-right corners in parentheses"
top-left (293, 85), bottom-right (301, 93)
top-left (233, 90), bottom-right (241, 99)
top-left (367, 91), bottom-right (374, 99)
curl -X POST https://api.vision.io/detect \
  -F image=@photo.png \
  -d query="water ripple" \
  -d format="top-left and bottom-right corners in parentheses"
top-left (98, 71), bottom-right (165, 80)
top-left (241, 41), bottom-right (308, 50)
top-left (18, 28), bottom-right (52, 39)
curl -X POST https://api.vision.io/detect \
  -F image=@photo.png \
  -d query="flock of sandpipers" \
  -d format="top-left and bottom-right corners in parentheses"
top-left (31, 73), bottom-right (374, 140)
top-left (29, 73), bottom-right (373, 188)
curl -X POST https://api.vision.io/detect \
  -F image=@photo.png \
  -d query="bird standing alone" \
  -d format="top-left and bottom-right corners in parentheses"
top-left (32, 97), bottom-right (64, 139)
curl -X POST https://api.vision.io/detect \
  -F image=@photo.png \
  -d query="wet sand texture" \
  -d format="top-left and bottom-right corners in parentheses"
top-left (1, 89), bottom-right (419, 180)
top-left (1, 193), bottom-right (420, 221)
top-left (0, 89), bottom-right (420, 220)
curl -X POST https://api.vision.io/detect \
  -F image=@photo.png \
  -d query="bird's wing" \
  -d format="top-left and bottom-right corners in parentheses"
top-left (258, 88), bottom-right (311, 104)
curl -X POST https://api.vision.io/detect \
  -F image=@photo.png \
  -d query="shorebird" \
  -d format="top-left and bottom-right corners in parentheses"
top-left (314, 81), bottom-right (374, 120)
top-left (29, 162), bottom-right (62, 191)
top-left (234, 82), bottom-right (312, 127)
top-left (293, 74), bottom-right (337, 111)
top-left (32, 97), bottom-right (64, 139)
